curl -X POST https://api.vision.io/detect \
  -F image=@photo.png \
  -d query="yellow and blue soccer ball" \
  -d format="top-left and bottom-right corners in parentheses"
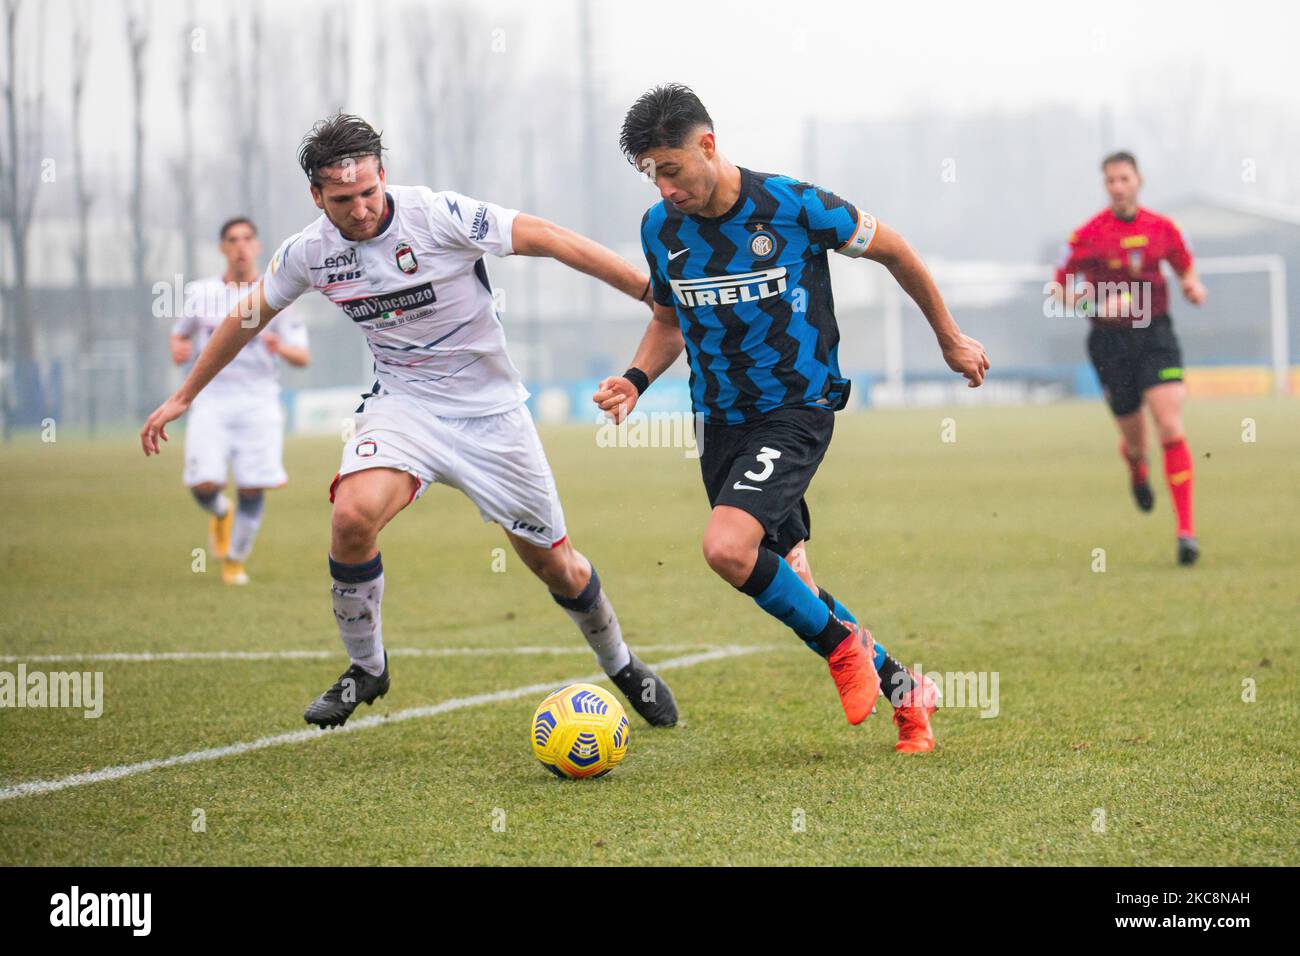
top-left (531, 683), bottom-right (630, 780)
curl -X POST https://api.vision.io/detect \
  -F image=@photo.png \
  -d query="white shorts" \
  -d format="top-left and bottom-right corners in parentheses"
top-left (183, 392), bottom-right (288, 489)
top-left (333, 393), bottom-right (568, 549)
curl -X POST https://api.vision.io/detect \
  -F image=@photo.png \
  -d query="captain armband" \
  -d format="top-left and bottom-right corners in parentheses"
top-left (836, 209), bottom-right (880, 258)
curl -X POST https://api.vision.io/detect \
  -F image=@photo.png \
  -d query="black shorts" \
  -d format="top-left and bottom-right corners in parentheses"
top-left (1087, 314), bottom-right (1185, 416)
top-left (699, 405), bottom-right (834, 556)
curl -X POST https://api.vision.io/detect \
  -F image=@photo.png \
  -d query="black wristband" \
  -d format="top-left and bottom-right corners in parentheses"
top-left (623, 367), bottom-right (650, 396)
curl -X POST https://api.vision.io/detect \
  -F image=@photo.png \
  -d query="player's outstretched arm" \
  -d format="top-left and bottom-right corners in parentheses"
top-left (865, 222), bottom-right (990, 388)
top-left (511, 213), bottom-right (654, 310)
top-left (593, 303), bottom-right (684, 423)
top-left (140, 282), bottom-right (282, 455)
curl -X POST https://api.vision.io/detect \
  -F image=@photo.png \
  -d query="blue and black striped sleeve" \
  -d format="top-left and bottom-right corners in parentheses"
top-left (800, 184), bottom-right (879, 258)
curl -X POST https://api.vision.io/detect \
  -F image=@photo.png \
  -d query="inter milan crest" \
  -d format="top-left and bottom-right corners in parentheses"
top-left (394, 241), bottom-right (418, 275)
top-left (750, 230), bottom-right (774, 259)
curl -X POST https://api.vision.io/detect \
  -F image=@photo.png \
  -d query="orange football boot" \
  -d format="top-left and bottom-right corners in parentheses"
top-left (892, 670), bottom-right (938, 753)
top-left (827, 624), bottom-right (881, 725)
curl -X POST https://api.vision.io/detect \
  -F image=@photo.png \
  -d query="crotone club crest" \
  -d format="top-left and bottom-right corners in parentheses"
top-left (394, 241), bottom-right (418, 275)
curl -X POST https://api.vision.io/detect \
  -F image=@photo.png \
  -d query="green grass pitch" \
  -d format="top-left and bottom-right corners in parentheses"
top-left (0, 398), bottom-right (1296, 865)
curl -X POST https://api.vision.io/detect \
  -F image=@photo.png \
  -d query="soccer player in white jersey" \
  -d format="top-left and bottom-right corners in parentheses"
top-left (142, 114), bottom-right (678, 729)
top-left (170, 217), bottom-right (311, 586)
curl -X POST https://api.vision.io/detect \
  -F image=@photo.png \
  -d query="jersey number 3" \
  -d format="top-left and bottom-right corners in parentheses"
top-left (744, 447), bottom-right (782, 483)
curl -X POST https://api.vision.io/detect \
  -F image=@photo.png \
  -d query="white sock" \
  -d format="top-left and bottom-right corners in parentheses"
top-left (330, 554), bottom-right (386, 676)
top-left (192, 489), bottom-right (230, 517)
top-left (553, 567), bottom-right (631, 676)
top-left (228, 494), bottom-right (264, 562)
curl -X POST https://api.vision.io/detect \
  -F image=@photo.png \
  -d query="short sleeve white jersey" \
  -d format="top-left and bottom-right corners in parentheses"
top-left (172, 275), bottom-right (308, 399)
top-left (261, 184), bottom-right (527, 417)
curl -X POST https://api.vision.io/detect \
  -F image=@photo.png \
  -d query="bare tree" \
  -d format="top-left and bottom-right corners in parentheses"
top-left (171, 4), bottom-right (197, 282)
top-left (222, 4), bottom-right (271, 220)
top-left (247, 8), bottom-right (265, 217)
top-left (371, 0), bottom-right (386, 132)
top-left (441, 8), bottom-right (488, 190)
top-left (227, 6), bottom-right (243, 207)
top-left (404, 4), bottom-right (507, 193)
top-left (125, 2), bottom-right (152, 415)
top-left (0, 0), bottom-right (46, 435)
top-left (318, 4), bottom-right (349, 115)
top-left (406, 12), bottom-right (438, 186)
top-left (71, 8), bottom-right (96, 432)
top-left (337, 8), bottom-right (350, 114)
top-left (318, 13), bottom-right (334, 110)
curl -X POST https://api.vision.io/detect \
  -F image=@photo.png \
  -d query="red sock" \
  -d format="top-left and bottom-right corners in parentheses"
top-left (1119, 442), bottom-right (1149, 485)
top-left (1162, 438), bottom-right (1194, 536)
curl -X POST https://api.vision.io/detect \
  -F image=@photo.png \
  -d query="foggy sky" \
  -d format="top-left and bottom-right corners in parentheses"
top-left (30, 0), bottom-right (1300, 184)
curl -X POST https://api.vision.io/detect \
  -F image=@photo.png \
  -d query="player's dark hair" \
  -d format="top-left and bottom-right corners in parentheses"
top-left (1102, 150), bottom-right (1139, 172)
top-left (298, 113), bottom-right (385, 187)
top-left (619, 83), bottom-right (714, 165)
top-left (218, 216), bottom-right (256, 240)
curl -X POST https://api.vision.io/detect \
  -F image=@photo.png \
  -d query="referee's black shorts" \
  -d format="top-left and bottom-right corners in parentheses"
top-left (1086, 313), bottom-right (1185, 416)
top-left (698, 405), bottom-right (834, 556)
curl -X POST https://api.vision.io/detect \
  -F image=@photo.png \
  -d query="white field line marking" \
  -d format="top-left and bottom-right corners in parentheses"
top-left (0, 644), bottom-right (709, 664)
top-left (0, 644), bottom-right (777, 802)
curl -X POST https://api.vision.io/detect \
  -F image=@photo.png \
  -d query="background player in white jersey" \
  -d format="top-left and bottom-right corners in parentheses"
top-left (170, 217), bottom-right (310, 585)
top-left (142, 114), bottom-right (678, 730)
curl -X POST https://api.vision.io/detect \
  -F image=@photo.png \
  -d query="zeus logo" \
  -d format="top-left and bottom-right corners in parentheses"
top-left (670, 267), bottom-right (787, 308)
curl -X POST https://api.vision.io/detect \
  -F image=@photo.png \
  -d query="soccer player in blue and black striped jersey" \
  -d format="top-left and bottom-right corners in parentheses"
top-left (594, 84), bottom-right (990, 752)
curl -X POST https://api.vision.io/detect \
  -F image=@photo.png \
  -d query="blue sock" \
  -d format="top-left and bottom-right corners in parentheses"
top-left (738, 549), bottom-right (847, 656)
top-left (829, 595), bottom-right (857, 624)
top-left (819, 587), bottom-right (888, 669)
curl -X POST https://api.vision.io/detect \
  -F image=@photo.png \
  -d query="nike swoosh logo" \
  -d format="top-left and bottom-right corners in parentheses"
top-left (732, 482), bottom-right (762, 492)
top-left (667, 248), bottom-right (689, 261)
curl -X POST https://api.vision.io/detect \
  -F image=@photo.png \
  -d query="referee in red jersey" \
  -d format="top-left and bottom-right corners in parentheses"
top-left (1054, 151), bottom-right (1207, 565)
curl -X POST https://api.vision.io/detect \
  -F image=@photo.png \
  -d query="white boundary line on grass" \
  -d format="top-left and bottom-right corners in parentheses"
top-left (0, 644), bottom-right (709, 664)
top-left (0, 644), bottom-right (777, 802)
